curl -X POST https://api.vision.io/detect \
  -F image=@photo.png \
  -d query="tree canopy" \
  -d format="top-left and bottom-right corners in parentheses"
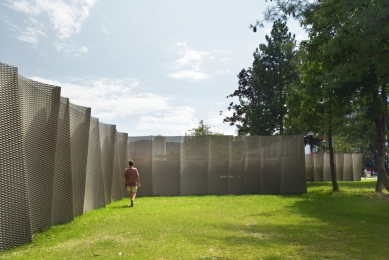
top-left (223, 19), bottom-right (297, 135)
top-left (254, 0), bottom-right (389, 192)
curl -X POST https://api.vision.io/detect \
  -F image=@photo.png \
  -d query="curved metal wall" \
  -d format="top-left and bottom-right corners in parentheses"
top-left (84, 117), bottom-right (105, 213)
top-left (0, 63), bottom-right (31, 250)
top-left (229, 136), bottom-right (245, 195)
top-left (305, 154), bottom-right (314, 181)
top-left (180, 136), bottom-right (208, 195)
top-left (307, 153), bottom-right (362, 181)
top-left (100, 122), bottom-right (116, 204)
top-left (70, 103), bottom-right (91, 217)
top-left (323, 154), bottom-right (332, 181)
top-left (208, 136), bottom-right (230, 195)
top-left (0, 61), bottom-right (338, 250)
top-left (260, 136), bottom-right (282, 194)
top-left (245, 136), bottom-right (261, 194)
top-left (52, 97), bottom-right (73, 225)
top-left (335, 154), bottom-right (344, 181)
top-left (281, 135), bottom-right (306, 194)
top-left (111, 130), bottom-right (123, 201)
top-left (19, 75), bottom-right (60, 232)
top-left (126, 135), bottom-right (307, 195)
top-left (352, 154), bottom-right (363, 181)
top-left (152, 136), bottom-right (181, 196)
top-left (117, 132), bottom-right (129, 197)
top-left (313, 154), bottom-right (324, 181)
top-left (343, 154), bottom-right (353, 181)
top-left (127, 136), bottom-right (153, 196)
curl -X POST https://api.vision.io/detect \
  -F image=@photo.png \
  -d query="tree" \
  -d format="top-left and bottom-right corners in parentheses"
top-left (286, 46), bottom-right (347, 191)
top-left (223, 19), bottom-right (297, 135)
top-left (187, 120), bottom-right (222, 136)
top-left (259, 0), bottom-right (389, 192)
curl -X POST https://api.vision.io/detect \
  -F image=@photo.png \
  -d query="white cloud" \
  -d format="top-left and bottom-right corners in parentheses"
top-left (206, 110), bottom-right (236, 135)
top-left (101, 25), bottom-right (109, 33)
top-left (2, 16), bottom-right (47, 45)
top-left (172, 42), bottom-right (210, 69)
top-left (76, 46), bottom-right (89, 55)
top-left (17, 26), bottom-right (47, 44)
top-left (137, 107), bottom-right (198, 136)
top-left (28, 76), bottom-right (198, 136)
top-left (7, 0), bottom-right (97, 39)
top-left (166, 42), bottom-right (231, 82)
top-left (167, 70), bottom-right (211, 81)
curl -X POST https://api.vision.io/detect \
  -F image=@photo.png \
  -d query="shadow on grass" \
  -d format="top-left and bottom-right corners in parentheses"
top-left (187, 183), bottom-right (389, 259)
top-left (307, 180), bottom-right (379, 190)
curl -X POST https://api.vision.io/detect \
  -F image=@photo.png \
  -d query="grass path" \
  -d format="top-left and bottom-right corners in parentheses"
top-left (1, 180), bottom-right (388, 259)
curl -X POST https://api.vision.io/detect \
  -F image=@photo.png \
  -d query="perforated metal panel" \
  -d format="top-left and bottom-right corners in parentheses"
top-left (313, 154), bottom-right (324, 181)
top-left (305, 154), bottom-right (314, 181)
top-left (52, 97), bottom-right (73, 225)
top-left (180, 136), bottom-right (208, 195)
top-left (100, 122), bottom-right (116, 203)
top-left (127, 136), bottom-right (153, 196)
top-left (229, 136), bottom-right (245, 194)
top-left (84, 117), bottom-right (105, 213)
top-left (208, 136), bottom-right (230, 195)
top-left (0, 63), bottom-right (31, 250)
top-left (335, 154), bottom-right (344, 181)
top-left (245, 136), bottom-right (261, 194)
top-left (280, 136), bottom-right (306, 194)
top-left (343, 154), bottom-right (353, 181)
top-left (352, 154), bottom-right (363, 181)
top-left (117, 132), bottom-right (128, 197)
top-left (19, 75), bottom-right (60, 232)
top-left (70, 103), bottom-right (90, 217)
top-left (111, 130), bottom-right (123, 201)
top-left (152, 136), bottom-right (181, 196)
top-left (260, 136), bottom-right (281, 194)
top-left (323, 154), bottom-right (332, 181)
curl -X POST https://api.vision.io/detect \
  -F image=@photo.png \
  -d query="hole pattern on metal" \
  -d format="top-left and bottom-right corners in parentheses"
top-left (305, 153), bottom-right (362, 181)
top-left (19, 75), bottom-right (60, 232)
top-left (0, 63), bottom-right (31, 250)
top-left (99, 122), bottom-right (115, 204)
top-left (70, 103), bottom-right (91, 217)
top-left (84, 117), bottom-right (105, 212)
top-left (52, 97), bottom-right (73, 225)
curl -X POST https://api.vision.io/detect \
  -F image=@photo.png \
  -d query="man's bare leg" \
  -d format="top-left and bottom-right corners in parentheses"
top-left (130, 192), bottom-right (137, 206)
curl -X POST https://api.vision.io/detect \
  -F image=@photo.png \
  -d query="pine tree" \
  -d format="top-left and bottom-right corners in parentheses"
top-left (224, 19), bottom-right (297, 135)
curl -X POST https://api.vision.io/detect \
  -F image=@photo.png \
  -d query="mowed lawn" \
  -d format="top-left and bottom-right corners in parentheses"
top-left (1, 180), bottom-right (388, 260)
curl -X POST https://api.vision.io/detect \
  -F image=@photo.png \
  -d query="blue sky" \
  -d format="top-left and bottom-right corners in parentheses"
top-left (0, 0), bottom-right (307, 136)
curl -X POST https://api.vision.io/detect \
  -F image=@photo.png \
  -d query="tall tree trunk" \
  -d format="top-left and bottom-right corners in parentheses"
top-left (374, 88), bottom-right (389, 192)
top-left (328, 125), bottom-right (339, 191)
top-left (375, 175), bottom-right (383, 193)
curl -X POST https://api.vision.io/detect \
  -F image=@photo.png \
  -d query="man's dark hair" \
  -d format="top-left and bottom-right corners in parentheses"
top-left (129, 160), bottom-right (134, 166)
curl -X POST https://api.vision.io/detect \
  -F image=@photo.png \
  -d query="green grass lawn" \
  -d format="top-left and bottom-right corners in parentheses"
top-left (1, 180), bottom-right (388, 260)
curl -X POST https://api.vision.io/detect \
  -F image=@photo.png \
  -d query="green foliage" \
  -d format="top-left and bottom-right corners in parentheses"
top-left (224, 19), bottom-right (298, 135)
top-left (1, 181), bottom-right (388, 259)
top-left (259, 0), bottom-right (389, 191)
top-left (187, 120), bottom-right (222, 136)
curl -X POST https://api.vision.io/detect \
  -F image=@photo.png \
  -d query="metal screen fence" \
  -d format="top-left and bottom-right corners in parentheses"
top-left (117, 132), bottom-right (129, 197)
top-left (70, 103), bottom-right (91, 217)
top-left (305, 153), bottom-right (362, 181)
top-left (111, 130), bottom-right (123, 201)
top-left (19, 75), bottom-right (60, 233)
top-left (84, 117), bottom-right (105, 213)
top-left (0, 63), bottom-right (31, 250)
top-left (52, 97), bottom-right (73, 226)
top-left (0, 61), bottom-right (364, 250)
top-left (127, 135), bottom-right (307, 196)
top-left (99, 122), bottom-right (116, 204)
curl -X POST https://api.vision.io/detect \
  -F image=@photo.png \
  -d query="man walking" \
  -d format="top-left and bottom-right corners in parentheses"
top-left (123, 160), bottom-right (141, 207)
